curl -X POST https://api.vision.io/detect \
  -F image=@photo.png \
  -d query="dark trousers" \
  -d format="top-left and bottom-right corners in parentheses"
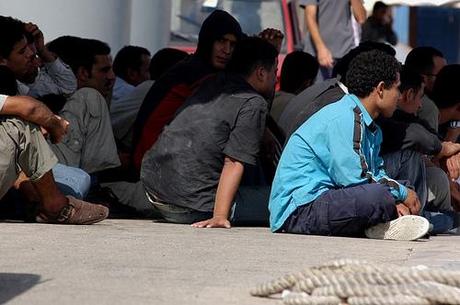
top-left (282, 184), bottom-right (397, 237)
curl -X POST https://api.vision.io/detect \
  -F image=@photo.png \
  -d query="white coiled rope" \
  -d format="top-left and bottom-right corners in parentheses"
top-left (250, 259), bottom-right (460, 305)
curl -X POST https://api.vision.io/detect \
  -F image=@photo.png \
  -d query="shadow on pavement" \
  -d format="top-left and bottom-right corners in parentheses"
top-left (0, 273), bottom-right (41, 304)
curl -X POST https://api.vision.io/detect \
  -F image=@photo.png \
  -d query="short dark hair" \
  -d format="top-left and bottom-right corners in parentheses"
top-left (113, 45), bottom-right (151, 79)
top-left (47, 35), bottom-right (86, 74)
top-left (149, 48), bottom-right (189, 81)
top-left (405, 46), bottom-right (444, 75)
top-left (78, 39), bottom-right (111, 75)
top-left (0, 16), bottom-right (26, 59)
top-left (0, 65), bottom-right (18, 95)
top-left (346, 50), bottom-right (401, 98)
top-left (280, 51), bottom-right (318, 94)
top-left (373, 1), bottom-right (388, 14)
top-left (333, 41), bottom-right (396, 82)
top-left (226, 36), bottom-right (278, 78)
top-left (49, 38), bottom-right (110, 77)
top-left (399, 65), bottom-right (423, 93)
top-left (432, 64), bottom-right (460, 109)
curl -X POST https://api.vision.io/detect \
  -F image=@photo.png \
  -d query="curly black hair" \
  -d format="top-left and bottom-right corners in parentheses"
top-left (345, 50), bottom-right (400, 98)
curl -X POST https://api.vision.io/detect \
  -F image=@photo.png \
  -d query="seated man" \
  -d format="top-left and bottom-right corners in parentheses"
top-left (110, 48), bottom-right (188, 154)
top-left (0, 94), bottom-right (108, 224)
top-left (278, 41), bottom-right (396, 140)
top-left (141, 37), bottom-right (278, 228)
top-left (405, 47), bottom-right (446, 132)
top-left (270, 50), bottom-right (318, 123)
top-left (378, 66), bottom-right (460, 234)
top-left (269, 50), bottom-right (429, 241)
top-left (133, 10), bottom-right (244, 171)
top-left (431, 64), bottom-right (460, 211)
top-left (50, 38), bottom-right (120, 176)
top-left (20, 21), bottom-right (77, 98)
top-left (0, 19), bottom-right (89, 200)
top-left (111, 45), bottom-right (151, 106)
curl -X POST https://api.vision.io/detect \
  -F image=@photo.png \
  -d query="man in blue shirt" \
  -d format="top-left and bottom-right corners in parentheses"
top-left (269, 50), bottom-right (429, 240)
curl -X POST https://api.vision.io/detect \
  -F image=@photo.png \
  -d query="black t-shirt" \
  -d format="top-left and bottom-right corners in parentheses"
top-left (141, 74), bottom-right (267, 212)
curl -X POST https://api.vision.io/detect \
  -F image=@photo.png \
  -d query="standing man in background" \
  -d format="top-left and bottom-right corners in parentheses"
top-left (300, 0), bottom-right (366, 80)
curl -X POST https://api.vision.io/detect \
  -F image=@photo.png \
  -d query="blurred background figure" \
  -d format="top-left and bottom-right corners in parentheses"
top-left (361, 1), bottom-right (398, 46)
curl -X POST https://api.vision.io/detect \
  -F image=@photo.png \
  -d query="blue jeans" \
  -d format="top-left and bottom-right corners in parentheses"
top-left (52, 163), bottom-right (91, 199)
top-left (148, 186), bottom-right (270, 225)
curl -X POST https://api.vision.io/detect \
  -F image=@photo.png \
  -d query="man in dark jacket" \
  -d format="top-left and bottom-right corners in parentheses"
top-left (132, 10), bottom-right (243, 170)
top-left (378, 66), bottom-right (460, 234)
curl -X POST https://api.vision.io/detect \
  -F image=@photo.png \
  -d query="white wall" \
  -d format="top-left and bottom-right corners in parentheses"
top-left (0, 0), bottom-right (171, 55)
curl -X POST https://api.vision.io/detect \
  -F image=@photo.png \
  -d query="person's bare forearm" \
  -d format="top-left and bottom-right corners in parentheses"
top-left (213, 157), bottom-right (244, 219)
top-left (350, 0), bottom-right (366, 24)
top-left (305, 5), bottom-right (326, 51)
top-left (2, 96), bottom-right (57, 127)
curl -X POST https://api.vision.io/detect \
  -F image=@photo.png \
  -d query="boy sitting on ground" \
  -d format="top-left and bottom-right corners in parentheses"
top-left (269, 50), bottom-right (429, 241)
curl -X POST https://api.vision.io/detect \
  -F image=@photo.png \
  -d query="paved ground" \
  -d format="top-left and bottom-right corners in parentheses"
top-left (1, 219), bottom-right (459, 305)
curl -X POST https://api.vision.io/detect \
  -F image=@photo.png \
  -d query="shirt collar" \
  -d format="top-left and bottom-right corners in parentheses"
top-left (349, 94), bottom-right (374, 128)
top-left (337, 81), bottom-right (349, 94)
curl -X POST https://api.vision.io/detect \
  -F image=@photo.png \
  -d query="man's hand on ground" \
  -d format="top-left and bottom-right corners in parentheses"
top-left (191, 216), bottom-right (231, 229)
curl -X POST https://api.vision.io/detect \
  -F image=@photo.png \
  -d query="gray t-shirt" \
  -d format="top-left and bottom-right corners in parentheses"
top-left (417, 95), bottom-right (439, 133)
top-left (141, 85), bottom-right (267, 212)
top-left (300, 0), bottom-right (355, 59)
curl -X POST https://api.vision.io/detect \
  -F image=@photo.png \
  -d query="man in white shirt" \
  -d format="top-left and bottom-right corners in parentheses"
top-left (111, 45), bottom-right (151, 107)
top-left (15, 21), bottom-right (77, 97)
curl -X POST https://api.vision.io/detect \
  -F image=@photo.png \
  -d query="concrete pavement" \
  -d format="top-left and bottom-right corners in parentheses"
top-left (1, 219), bottom-right (459, 305)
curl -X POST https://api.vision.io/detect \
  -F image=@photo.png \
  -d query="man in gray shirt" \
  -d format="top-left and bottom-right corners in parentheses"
top-left (141, 37), bottom-right (278, 228)
top-left (300, 0), bottom-right (366, 79)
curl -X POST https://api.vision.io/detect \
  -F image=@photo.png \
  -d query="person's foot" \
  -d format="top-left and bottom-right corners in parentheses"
top-left (365, 215), bottom-right (429, 241)
top-left (36, 196), bottom-right (108, 225)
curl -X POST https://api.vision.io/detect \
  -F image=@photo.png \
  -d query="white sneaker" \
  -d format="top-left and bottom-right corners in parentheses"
top-left (365, 215), bottom-right (429, 241)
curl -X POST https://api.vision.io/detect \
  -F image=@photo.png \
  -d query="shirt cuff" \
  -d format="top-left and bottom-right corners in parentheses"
top-left (0, 94), bottom-right (8, 112)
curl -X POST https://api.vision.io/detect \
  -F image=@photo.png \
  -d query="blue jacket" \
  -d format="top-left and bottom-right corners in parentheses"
top-left (269, 94), bottom-right (408, 232)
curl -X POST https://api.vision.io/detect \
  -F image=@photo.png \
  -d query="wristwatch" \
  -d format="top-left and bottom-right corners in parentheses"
top-left (449, 120), bottom-right (460, 128)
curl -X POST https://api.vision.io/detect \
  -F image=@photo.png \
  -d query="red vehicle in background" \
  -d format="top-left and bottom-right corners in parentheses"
top-left (167, 0), bottom-right (303, 82)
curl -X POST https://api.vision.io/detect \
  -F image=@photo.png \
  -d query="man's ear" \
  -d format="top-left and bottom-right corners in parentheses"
top-left (376, 81), bottom-right (386, 98)
top-left (76, 66), bottom-right (89, 82)
top-left (406, 88), bottom-right (416, 103)
top-left (0, 57), bottom-right (7, 65)
top-left (255, 65), bottom-right (266, 82)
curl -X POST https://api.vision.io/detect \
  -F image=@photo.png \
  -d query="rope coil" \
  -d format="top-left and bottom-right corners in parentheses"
top-left (250, 259), bottom-right (460, 305)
